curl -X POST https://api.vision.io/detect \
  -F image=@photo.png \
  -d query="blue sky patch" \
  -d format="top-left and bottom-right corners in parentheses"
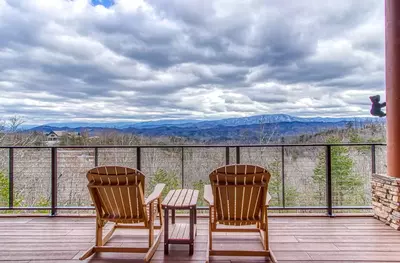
top-left (91, 0), bottom-right (115, 8)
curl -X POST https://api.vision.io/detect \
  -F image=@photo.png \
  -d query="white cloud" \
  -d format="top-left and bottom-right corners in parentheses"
top-left (0, 0), bottom-right (385, 124)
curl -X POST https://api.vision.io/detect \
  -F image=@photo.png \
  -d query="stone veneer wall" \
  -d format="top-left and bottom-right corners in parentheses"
top-left (372, 174), bottom-right (400, 230)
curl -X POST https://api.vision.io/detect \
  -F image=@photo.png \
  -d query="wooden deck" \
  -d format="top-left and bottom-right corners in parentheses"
top-left (1, 215), bottom-right (400, 262)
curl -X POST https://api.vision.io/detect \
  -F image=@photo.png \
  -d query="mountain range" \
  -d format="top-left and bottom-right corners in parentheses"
top-left (28, 114), bottom-right (383, 130)
top-left (26, 114), bottom-right (385, 142)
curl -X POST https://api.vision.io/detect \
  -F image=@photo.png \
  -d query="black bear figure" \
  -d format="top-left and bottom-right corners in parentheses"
top-left (369, 95), bottom-right (386, 117)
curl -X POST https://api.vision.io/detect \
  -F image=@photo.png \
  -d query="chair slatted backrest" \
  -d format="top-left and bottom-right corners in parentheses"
top-left (87, 166), bottom-right (147, 224)
top-left (209, 164), bottom-right (271, 225)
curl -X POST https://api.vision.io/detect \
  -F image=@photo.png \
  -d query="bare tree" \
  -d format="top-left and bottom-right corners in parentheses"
top-left (259, 117), bottom-right (278, 144)
top-left (0, 116), bottom-right (44, 146)
top-left (8, 116), bottom-right (25, 133)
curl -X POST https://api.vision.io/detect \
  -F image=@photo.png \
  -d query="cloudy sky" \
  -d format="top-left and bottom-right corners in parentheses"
top-left (0, 0), bottom-right (385, 124)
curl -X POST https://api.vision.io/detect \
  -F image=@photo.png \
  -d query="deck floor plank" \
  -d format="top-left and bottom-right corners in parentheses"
top-left (0, 216), bottom-right (399, 262)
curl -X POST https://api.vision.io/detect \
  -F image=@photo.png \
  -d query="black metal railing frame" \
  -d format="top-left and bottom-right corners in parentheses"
top-left (0, 143), bottom-right (386, 216)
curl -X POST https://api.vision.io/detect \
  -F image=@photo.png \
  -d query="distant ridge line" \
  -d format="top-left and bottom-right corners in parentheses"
top-left (26, 113), bottom-right (384, 130)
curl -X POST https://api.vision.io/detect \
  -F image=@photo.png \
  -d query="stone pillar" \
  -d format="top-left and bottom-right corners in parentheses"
top-left (372, 174), bottom-right (400, 230)
top-left (386, 0), bottom-right (400, 178)
top-left (375, 0), bottom-right (400, 231)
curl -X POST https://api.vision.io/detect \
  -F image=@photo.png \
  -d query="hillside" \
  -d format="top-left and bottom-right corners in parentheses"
top-left (121, 121), bottom-right (352, 143)
top-left (27, 114), bottom-right (385, 143)
top-left (27, 114), bottom-right (384, 130)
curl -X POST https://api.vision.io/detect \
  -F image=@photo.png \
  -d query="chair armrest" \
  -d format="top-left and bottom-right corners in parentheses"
top-left (266, 192), bottom-right (271, 206)
top-left (204, 185), bottom-right (214, 205)
top-left (145, 184), bottom-right (165, 205)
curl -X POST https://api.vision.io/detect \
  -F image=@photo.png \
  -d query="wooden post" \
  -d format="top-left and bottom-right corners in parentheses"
top-left (386, 0), bottom-right (400, 178)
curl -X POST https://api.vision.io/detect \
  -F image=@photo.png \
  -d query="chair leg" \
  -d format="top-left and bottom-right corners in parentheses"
top-left (158, 197), bottom-right (164, 227)
top-left (209, 207), bottom-right (213, 250)
top-left (144, 226), bottom-right (163, 263)
top-left (80, 218), bottom-right (102, 260)
top-left (262, 211), bottom-right (276, 263)
top-left (79, 246), bottom-right (95, 260)
top-left (102, 224), bottom-right (117, 245)
top-left (96, 219), bottom-right (103, 246)
top-left (209, 228), bottom-right (213, 250)
top-left (269, 250), bottom-right (278, 263)
top-left (149, 203), bottom-right (154, 247)
top-left (264, 214), bottom-right (269, 251)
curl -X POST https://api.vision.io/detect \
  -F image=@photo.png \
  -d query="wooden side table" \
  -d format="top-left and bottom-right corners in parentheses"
top-left (161, 189), bottom-right (199, 255)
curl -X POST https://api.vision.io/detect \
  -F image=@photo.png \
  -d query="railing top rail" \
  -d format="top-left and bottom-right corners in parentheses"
top-left (0, 142), bottom-right (387, 149)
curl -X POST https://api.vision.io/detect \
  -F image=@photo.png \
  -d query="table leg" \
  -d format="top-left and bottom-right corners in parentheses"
top-left (189, 207), bottom-right (194, 255)
top-left (164, 208), bottom-right (169, 255)
top-left (194, 206), bottom-right (197, 236)
top-left (172, 209), bottom-right (175, 224)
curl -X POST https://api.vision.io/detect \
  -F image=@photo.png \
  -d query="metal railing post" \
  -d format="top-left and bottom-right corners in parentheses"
top-left (281, 146), bottom-right (285, 208)
top-left (225, 147), bottom-right (230, 165)
top-left (236, 146), bottom-right (240, 164)
top-left (51, 147), bottom-right (58, 216)
top-left (94, 147), bottom-right (99, 167)
top-left (371, 145), bottom-right (376, 174)
top-left (136, 147), bottom-right (141, 171)
top-left (326, 145), bottom-right (333, 217)
top-left (9, 148), bottom-right (14, 209)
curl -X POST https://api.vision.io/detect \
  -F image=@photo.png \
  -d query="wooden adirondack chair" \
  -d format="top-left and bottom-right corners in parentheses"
top-left (204, 164), bottom-right (276, 262)
top-left (80, 166), bottom-right (165, 262)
